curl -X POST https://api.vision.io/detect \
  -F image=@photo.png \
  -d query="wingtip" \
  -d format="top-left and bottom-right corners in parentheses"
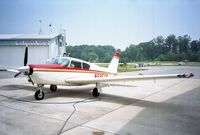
top-left (177, 73), bottom-right (194, 78)
top-left (189, 73), bottom-right (194, 78)
top-left (0, 69), bottom-right (7, 71)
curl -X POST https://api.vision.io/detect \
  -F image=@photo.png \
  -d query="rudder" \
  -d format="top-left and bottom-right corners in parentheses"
top-left (108, 51), bottom-right (120, 73)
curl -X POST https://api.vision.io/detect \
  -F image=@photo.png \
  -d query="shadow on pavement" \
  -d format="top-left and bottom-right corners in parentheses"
top-left (116, 85), bottom-right (200, 135)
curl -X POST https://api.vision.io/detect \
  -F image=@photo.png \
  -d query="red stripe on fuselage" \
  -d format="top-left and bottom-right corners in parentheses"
top-left (29, 64), bottom-right (112, 74)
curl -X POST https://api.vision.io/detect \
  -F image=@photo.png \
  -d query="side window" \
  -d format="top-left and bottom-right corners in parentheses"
top-left (83, 63), bottom-right (90, 70)
top-left (61, 59), bottom-right (70, 66)
top-left (70, 61), bottom-right (82, 68)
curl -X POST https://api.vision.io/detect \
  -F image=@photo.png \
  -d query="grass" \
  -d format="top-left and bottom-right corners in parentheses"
top-left (155, 61), bottom-right (200, 66)
top-left (117, 66), bottom-right (146, 72)
top-left (97, 63), bottom-right (147, 73)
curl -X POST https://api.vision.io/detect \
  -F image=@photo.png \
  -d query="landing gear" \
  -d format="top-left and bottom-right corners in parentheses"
top-left (92, 83), bottom-right (102, 97)
top-left (35, 90), bottom-right (44, 100)
top-left (35, 84), bottom-right (44, 100)
top-left (92, 87), bottom-right (100, 97)
top-left (50, 85), bottom-right (57, 92)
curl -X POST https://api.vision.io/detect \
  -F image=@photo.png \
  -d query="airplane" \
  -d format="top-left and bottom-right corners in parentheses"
top-left (2, 46), bottom-right (194, 100)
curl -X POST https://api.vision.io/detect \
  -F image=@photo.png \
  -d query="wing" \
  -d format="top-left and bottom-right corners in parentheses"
top-left (5, 69), bottom-right (20, 73)
top-left (0, 67), bottom-right (30, 78)
top-left (65, 73), bottom-right (194, 85)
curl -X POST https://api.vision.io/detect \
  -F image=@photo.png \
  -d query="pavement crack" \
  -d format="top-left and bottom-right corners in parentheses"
top-left (78, 80), bottom-right (186, 133)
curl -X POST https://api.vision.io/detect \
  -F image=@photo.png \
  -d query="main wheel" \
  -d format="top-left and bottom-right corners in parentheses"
top-left (34, 90), bottom-right (44, 100)
top-left (50, 85), bottom-right (57, 92)
top-left (92, 88), bottom-right (100, 97)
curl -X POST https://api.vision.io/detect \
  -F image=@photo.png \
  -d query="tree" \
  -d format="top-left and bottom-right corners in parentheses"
top-left (177, 35), bottom-right (191, 53)
top-left (65, 34), bottom-right (200, 62)
top-left (135, 46), bottom-right (146, 61)
top-left (153, 36), bottom-right (165, 54)
top-left (122, 44), bottom-right (138, 62)
top-left (88, 52), bottom-right (98, 62)
top-left (65, 45), bottom-right (115, 63)
top-left (190, 40), bottom-right (200, 52)
top-left (165, 34), bottom-right (178, 53)
top-left (139, 42), bottom-right (154, 60)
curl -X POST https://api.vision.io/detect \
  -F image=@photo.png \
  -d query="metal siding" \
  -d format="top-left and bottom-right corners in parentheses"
top-left (0, 40), bottom-right (16, 45)
top-left (0, 45), bottom-right (49, 68)
top-left (49, 39), bottom-right (58, 58)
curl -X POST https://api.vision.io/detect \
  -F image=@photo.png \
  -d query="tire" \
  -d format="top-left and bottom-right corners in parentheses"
top-left (34, 90), bottom-right (44, 100)
top-left (50, 85), bottom-right (57, 92)
top-left (92, 88), bottom-right (100, 97)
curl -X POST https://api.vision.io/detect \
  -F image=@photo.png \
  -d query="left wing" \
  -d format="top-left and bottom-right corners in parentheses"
top-left (2, 69), bottom-right (20, 73)
top-left (65, 73), bottom-right (194, 85)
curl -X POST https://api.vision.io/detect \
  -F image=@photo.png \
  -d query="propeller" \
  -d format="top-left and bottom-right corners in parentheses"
top-left (14, 72), bottom-right (21, 78)
top-left (24, 45), bottom-right (28, 66)
top-left (14, 45), bottom-right (29, 78)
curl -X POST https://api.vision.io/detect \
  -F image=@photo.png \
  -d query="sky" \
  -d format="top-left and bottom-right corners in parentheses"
top-left (0, 0), bottom-right (200, 50)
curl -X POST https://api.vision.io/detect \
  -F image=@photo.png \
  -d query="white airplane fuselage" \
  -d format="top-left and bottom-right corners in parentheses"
top-left (28, 52), bottom-right (120, 86)
top-left (29, 64), bottom-right (115, 86)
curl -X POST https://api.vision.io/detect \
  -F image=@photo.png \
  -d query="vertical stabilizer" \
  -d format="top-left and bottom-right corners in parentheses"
top-left (108, 51), bottom-right (120, 73)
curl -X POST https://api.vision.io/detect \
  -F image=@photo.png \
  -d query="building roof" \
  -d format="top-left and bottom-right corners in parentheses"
top-left (0, 34), bottom-right (60, 40)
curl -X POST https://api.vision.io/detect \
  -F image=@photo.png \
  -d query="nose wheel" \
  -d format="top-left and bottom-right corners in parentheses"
top-left (35, 84), bottom-right (44, 100)
top-left (34, 90), bottom-right (44, 100)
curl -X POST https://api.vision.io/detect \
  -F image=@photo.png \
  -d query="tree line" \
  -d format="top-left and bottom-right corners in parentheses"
top-left (65, 45), bottom-right (115, 63)
top-left (66, 34), bottom-right (200, 63)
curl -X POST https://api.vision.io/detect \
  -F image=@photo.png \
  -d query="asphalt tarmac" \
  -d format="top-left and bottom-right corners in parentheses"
top-left (0, 66), bottom-right (200, 135)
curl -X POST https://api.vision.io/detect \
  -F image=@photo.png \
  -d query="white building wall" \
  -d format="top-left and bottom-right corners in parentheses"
top-left (0, 45), bottom-right (48, 68)
top-left (28, 45), bottom-right (49, 64)
top-left (49, 38), bottom-right (59, 58)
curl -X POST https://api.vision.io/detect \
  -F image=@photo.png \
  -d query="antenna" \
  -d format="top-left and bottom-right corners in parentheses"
top-left (49, 23), bottom-right (53, 33)
top-left (60, 24), bottom-right (62, 33)
top-left (39, 20), bottom-right (42, 34)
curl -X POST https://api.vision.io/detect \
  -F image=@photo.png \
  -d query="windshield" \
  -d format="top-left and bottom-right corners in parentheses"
top-left (46, 58), bottom-right (70, 66)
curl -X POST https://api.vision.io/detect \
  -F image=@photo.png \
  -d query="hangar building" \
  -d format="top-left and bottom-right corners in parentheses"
top-left (0, 34), bottom-right (66, 68)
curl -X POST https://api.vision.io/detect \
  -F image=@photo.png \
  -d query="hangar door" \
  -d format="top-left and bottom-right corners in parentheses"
top-left (0, 45), bottom-right (49, 68)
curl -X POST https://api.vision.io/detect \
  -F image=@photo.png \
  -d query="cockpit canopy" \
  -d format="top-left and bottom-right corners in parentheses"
top-left (47, 57), bottom-right (70, 66)
top-left (46, 57), bottom-right (90, 70)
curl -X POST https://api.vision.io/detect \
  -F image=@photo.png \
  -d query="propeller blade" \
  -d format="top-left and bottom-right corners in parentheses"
top-left (28, 75), bottom-right (34, 85)
top-left (24, 45), bottom-right (28, 66)
top-left (14, 72), bottom-right (21, 78)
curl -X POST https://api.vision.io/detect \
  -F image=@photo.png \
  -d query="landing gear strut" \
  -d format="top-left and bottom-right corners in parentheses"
top-left (35, 84), bottom-right (44, 100)
top-left (92, 83), bottom-right (102, 97)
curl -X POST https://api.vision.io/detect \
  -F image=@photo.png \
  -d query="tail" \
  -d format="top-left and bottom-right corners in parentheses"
top-left (108, 51), bottom-right (120, 73)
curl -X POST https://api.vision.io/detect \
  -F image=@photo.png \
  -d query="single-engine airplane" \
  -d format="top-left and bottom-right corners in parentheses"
top-left (2, 46), bottom-right (194, 100)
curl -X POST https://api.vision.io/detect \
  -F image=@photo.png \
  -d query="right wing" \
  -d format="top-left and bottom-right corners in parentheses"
top-left (65, 73), bottom-right (194, 85)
